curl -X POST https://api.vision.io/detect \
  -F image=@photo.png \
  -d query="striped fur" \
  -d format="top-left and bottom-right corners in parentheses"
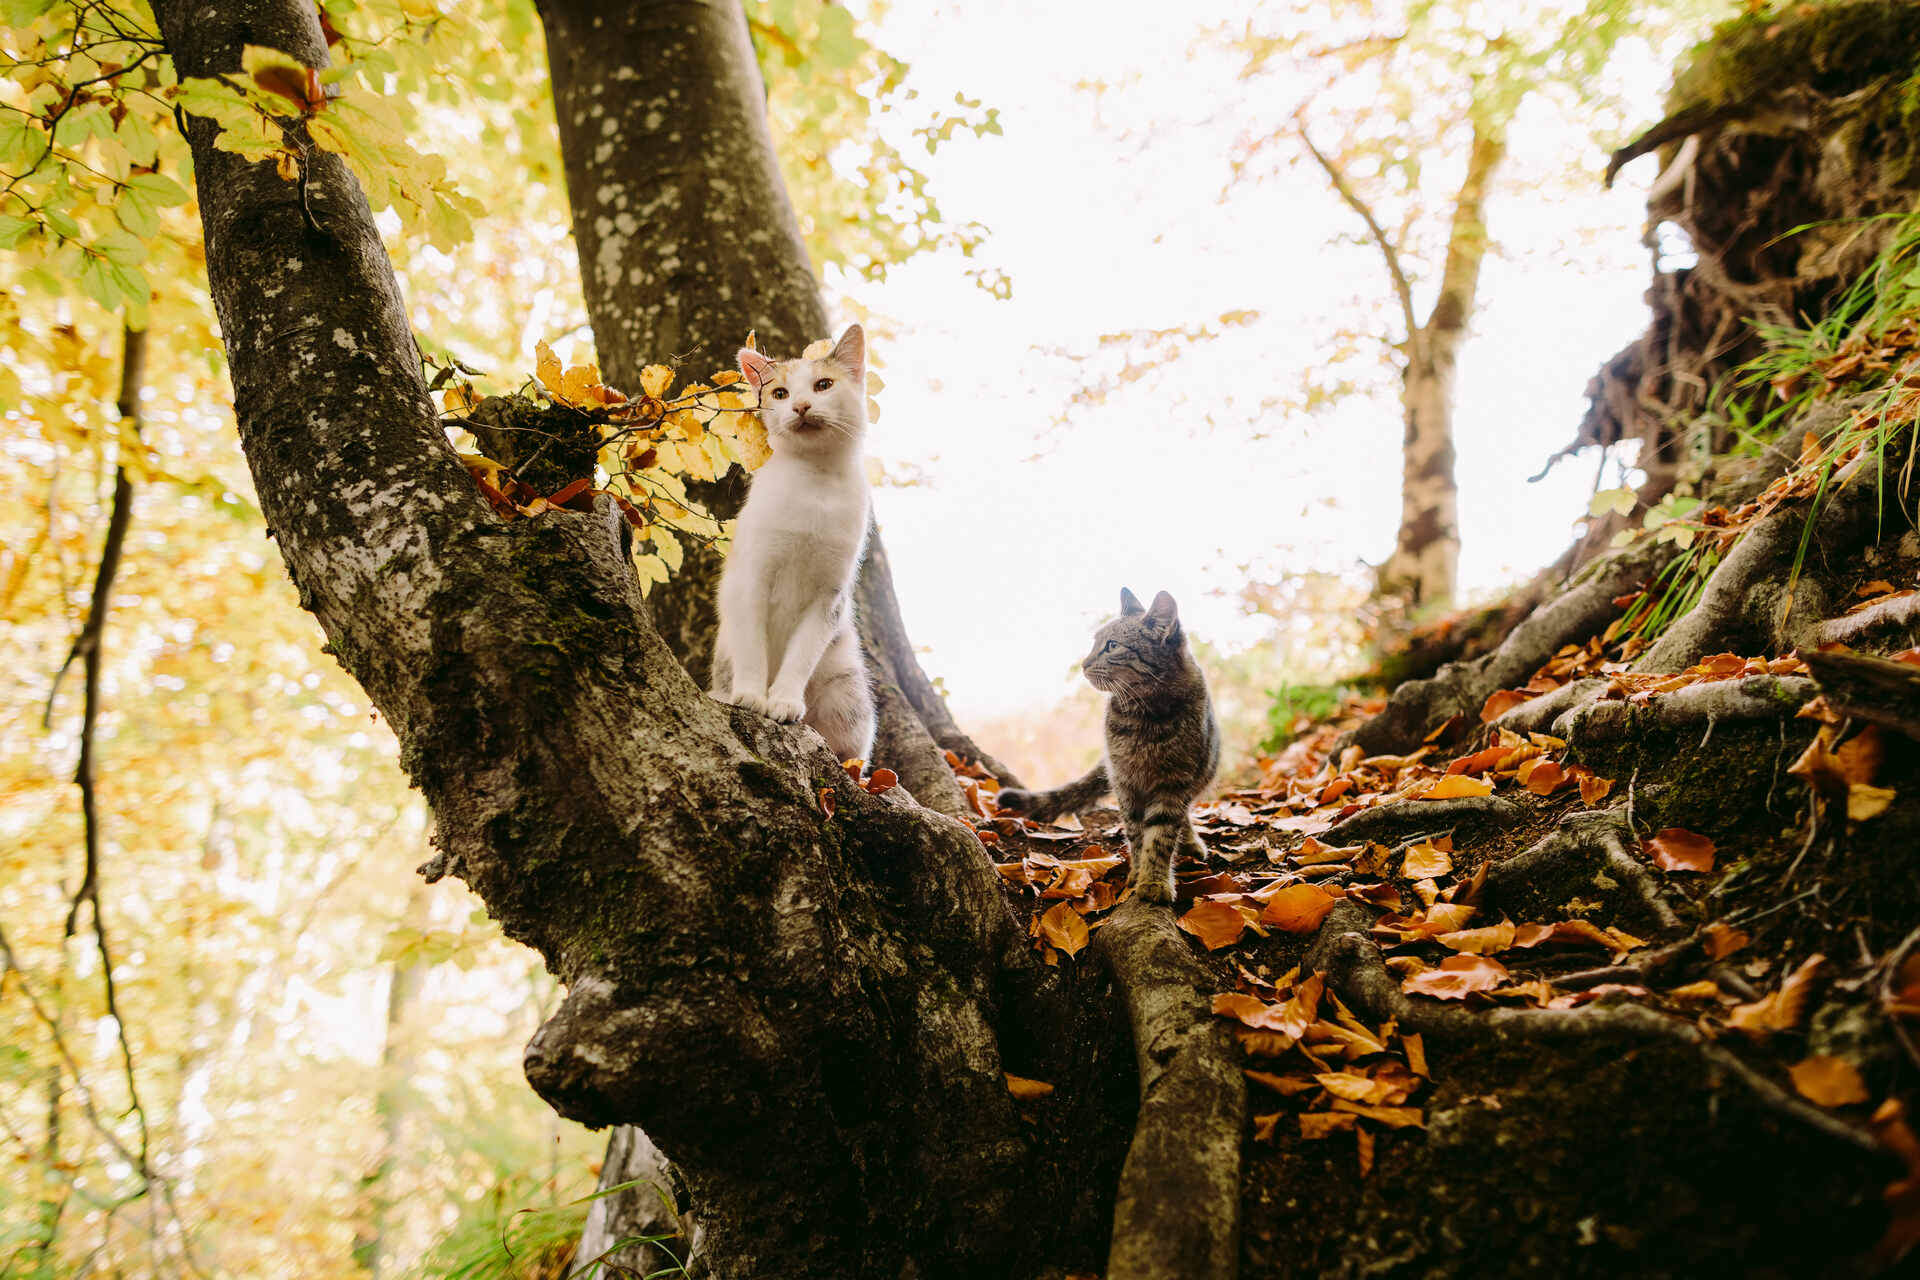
top-left (996, 588), bottom-right (1219, 905)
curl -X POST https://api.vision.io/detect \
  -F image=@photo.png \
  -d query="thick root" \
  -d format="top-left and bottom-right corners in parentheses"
top-left (1324, 795), bottom-right (1522, 845)
top-left (1481, 810), bottom-right (1683, 935)
top-left (1096, 900), bottom-right (1247, 1280)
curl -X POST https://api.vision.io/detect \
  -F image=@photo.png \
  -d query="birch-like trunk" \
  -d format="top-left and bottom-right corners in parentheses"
top-left (1378, 118), bottom-right (1505, 610)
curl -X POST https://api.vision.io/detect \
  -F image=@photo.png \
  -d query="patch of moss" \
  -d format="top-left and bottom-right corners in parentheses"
top-left (1671, 0), bottom-right (1920, 115)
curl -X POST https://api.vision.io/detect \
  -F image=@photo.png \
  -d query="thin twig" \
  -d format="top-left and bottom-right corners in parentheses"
top-left (1293, 109), bottom-right (1420, 349)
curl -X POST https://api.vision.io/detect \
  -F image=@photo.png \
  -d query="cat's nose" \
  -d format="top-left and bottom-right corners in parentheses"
top-left (794, 400), bottom-right (812, 416)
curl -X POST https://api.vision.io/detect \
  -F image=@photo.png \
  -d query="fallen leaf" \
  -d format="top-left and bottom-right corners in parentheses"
top-left (1727, 954), bottom-right (1828, 1037)
top-left (1575, 770), bottom-right (1615, 805)
top-left (865, 768), bottom-right (899, 795)
top-left (1299, 1111), bottom-right (1359, 1139)
top-left (1356, 1125), bottom-right (1376, 1177)
top-left (1703, 922), bottom-right (1750, 959)
top-left (1260, 883), bottom-right (1338, 933)
top-left (1645, 827), bottom-right (1715, 873)
top-left (1328, 1099), bottom-right (1425, 1128)
top-left (1519, 758), bottom-right (1566, 796)
top-left (818, 787), bottom-right (836, 820)
top-left (1004, 1074), bottom-right (1054, 1100)
top-left (1179, 899), bottom-right (1251, 950)
top-left (1870, 1099), bottom-right (1920, 1264)
top-left (1789, 1054), bottom-right (1870, 1108)
top-left (1245, 1069), bottom-right (1320, 1095)
top-left (1850, 784), bottom-right (1897, 822)
top-left (1480, 689), bottom-right (1533, 723)
top-left (1403, 1032), bottom-right (1428, 1077)
top-left (1039, 901), bottom-right (1091, 958)
top-left (1402, 954), bottom-right (1510, 1000)
top-left (1435, 921), bottom-right (1517, 954)
top-left (1402, 840), bottom-right (1454, 879)
top-left (1422, 775), bottom-right (1494, 800)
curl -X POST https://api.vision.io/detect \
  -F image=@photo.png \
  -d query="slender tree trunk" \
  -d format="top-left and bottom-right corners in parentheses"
top-left (1378, 116), bottom-right (1505, 610)
top-left (352, 885), bottom-right (428, 1279)
top-left (537, 0), bottom-right (1003, 816)
top-left (151, 5), bottom-right (1030, 1276)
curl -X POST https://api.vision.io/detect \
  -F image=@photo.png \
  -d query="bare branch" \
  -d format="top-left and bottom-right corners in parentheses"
top-left (1294, 110), bottom-right (1419, 347)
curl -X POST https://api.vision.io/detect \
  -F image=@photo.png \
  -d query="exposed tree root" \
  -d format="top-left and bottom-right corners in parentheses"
top-left (1803, 645), bottom-right (1920, 741)
top-left (1345, 542), bottom-right (1667, 754)
top-left (1480, 810), bottom-right (1683, 934)
top-left (1324, 795), bottom-right (1522, 845)
top-left (1306, 910), bottom-right (1883, 1159)
top-left (1819, 589), bottom-right (1920, 649)
top-left (1095, 901), bottom-right (1246, 1280)
top-left (1555, 676), bottom-right (1817, 747)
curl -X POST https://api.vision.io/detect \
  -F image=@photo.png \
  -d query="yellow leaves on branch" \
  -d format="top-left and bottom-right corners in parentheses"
top-left (446, 338), bottom-right (779, 593)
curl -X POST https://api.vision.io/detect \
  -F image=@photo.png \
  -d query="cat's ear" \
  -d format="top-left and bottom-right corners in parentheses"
top-left (1119, 587), bottom-right (1145, 616)
top-left (738, 347), bottom-right (775, 390)
top-left (1146, 590), bottom-right (1180, 640)
top-left (829, 324), bottom-right (865, 381)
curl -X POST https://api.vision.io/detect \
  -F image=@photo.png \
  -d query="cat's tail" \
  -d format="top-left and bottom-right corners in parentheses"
top-left (994, 763), bottom-right (1109, 822)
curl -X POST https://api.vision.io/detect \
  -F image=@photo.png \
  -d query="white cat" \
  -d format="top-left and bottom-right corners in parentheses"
top-left (710, 324), bottom-right (877, 764)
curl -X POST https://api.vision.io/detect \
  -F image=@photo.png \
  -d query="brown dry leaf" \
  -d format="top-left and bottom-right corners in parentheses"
top-left (865, 768), bottom-right (899, 795)
top-left (1179, 899), bottom-right (1251, 951)
top-left (1328, 1099), bottom-right (1426, 1129)
top-left (818, 787), bottom-right (837, 820)
top-left (1435, 921), bottom-right (1518, 955)
top-left (1299, 1111), bottom-right (1359, 1140)
top-left (1519, 758), bottom-right (1566, 796)
top-left (1480, 689), bottom-right (1532, 722)
top-left (1575, 770), bottom-right (1615, 805)
top-left (1403, 1032), bottom-right (1428, 1077)
top-left (1356, 1126), bottom-right (1376, 1177)
top-left (1245, 1069), bottom-right (1321, 1096)
top-left (1703, 922), bottom-right (1751, 959)
top-left (1870, 1099), bottom-right (1920, 1265)
top-left (1402, 840), bottom-right (1454, 879)
top-left (1727, 954), bottom-right (1828, 1038)
top-left (1039, 901), bottom-right (1091, 958)
top-left (1294, 837), bottom-right (1360, 867)
top-left (1789, 1054), bottom-right (1870, 1108)
top-left (1667, 979), bottom-right (1726, 1002)
top-left (1788, 728), bottom-right (1848, 797)
top-left (1261, 883), bottom-right (1338, 933)
top-left (1836, 725), bottom-right (1885, 786)
top-left (1402, 954), bottom-right (1510, 1000)
top-left (1423, 774), bottom-right (1494, 800)
top-left (1849, 784), bottom-right (1898, 822)
top-left (1645, 827), bottom-right (1715, 873)
top-left (1252, 1113), bottom-right (1282, 1143)
top-left (1004, 1074), bottom-right (1055, 1101)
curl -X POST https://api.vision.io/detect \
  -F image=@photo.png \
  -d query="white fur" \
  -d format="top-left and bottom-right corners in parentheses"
top-left (710, 325), bottom-right (877, 763)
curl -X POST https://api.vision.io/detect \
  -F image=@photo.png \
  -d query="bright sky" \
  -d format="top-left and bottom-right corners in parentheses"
top-left (849, 0), bottom-right (1671, 720)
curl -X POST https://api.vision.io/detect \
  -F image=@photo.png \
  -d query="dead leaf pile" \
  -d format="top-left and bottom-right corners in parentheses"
top-left (1213, 966), bottom-right (1430, 1174)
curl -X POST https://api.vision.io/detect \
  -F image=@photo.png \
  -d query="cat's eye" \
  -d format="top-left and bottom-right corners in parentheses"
top-left (1103, 641), bottom-right (1117, 653)
top-left (813, 378), bottom-right (833, 392)
top-left (770, 387), bottom-right (789, 400)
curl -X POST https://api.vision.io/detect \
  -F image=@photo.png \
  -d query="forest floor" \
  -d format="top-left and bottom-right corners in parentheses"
top-left (964, 615), bottom-right (1920, 1276)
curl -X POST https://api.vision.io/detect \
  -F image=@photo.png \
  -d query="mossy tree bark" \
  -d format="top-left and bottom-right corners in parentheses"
top-left (151, 3), bottom-right (1034, 1275)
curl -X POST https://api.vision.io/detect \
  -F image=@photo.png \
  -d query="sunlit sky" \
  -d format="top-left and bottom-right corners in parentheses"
top-left (839, 0), bottom-right (1674, 721)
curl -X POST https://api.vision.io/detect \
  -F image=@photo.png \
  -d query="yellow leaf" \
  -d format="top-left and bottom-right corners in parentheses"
top-left (1005, 1074), bottom-right (1054, 1100)
top-left (802, 338), bottom-right (834, 360)
top-left (640, 364), bottom-right (674, 398)
top-left (1422, 775), bottom-right (1492, 800)
top-left (535, 340), bottom-right (562, 393)
top-left (1038, 901), bottom-right (1090, 957)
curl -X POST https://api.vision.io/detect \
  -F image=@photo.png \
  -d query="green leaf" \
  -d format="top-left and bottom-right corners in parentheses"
top-left (816, 4), bottom-right (861, 70)
top-left (117, 109), bottom-right (160, 167)
top-left (126, 171), bottom-right (189, 205)
top-left (0, 213), bottom-right (34, 250)
top-left (1588, 486), bottom-right (1635, 518)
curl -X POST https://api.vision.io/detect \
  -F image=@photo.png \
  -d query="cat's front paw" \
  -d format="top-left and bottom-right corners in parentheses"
top-left (1129, 875), bottom-right (1175, 907)
top-left (724, 688), bottom-right (775, 716)
top-left (764, 695), bottom-right (806, 723)
top-left (994, 787), bottom-right (1032, 814)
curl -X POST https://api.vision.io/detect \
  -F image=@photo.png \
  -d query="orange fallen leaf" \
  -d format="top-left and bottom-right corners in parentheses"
top-left (1402, 840), bottom-right (1453, 879)
top-left (1479, 689), bottom-right (1532, 723)
top-left (1850, 783), bottom-right (1897, 822)
top-left (1179, 899), bottom-right (1251, 950)
top-left (865, 768), bottom-right (899, 795)
top-left (1645, 827), bottom-right (1715, 873)
top-left (1403, 1032), bottom-right (1428, 1077)
top-left (1260, 883), bottom-right (1338, 933)
top-left (1789, 1054), bottom-right (1869, 1108)
top-left (1575, 770), bottom-right (1615, 805)
top-left (1004, 1074), bottom-right (1055, 1100)
top-left (1039, 901), bottom-right (1090, 958)
top-left (1703, 922), bottom-right (1750, 959)
top-left (1423, 774), bottom-right (1493, 800)
top-left (818, 787), bottom-right (836, 820)
top-left (1519, 759), bottom-right (1566, 796)
top-left (1435, 921), bottom-right (1517, 955)
top-left (1727, 954), bottom-right (1828, 1038)
top-left (1402, 954), bottom-right (1510, 1000)
top-left (1299, 1111), bottom-right (1359, 1139)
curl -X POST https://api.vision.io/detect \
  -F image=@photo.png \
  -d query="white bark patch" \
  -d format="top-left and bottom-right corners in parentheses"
top-left (332, 328), bottom-right (359, 353)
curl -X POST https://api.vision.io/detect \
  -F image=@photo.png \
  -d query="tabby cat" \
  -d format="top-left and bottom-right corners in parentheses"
top-left (996, 588), bottom-right (1220, 904)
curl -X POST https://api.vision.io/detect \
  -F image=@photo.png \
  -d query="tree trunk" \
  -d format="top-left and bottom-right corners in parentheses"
top-left (1378, 117), bottom-right (1505, 610)
top-left (537, 0), bottom-right (1006, 817)
top-left (150, 4), bottom-right (1031, 1275)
